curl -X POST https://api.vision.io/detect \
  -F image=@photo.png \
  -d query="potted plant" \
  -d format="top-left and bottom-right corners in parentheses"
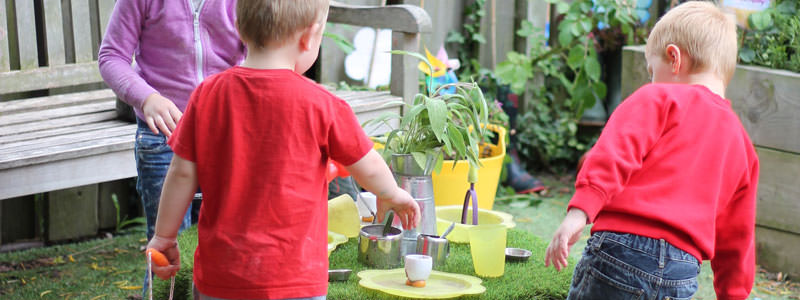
top-left (364, 51), bottom-right (491, 235)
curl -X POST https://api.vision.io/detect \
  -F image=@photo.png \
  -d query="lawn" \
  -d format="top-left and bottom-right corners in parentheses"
top-left (0, 174), bottom-right (798, 299)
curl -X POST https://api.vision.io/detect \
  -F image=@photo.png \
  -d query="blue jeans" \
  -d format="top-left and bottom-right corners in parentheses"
top-left (136, 119), bottom-right (193, 296)
top-left (567, 231), bottom-right (700, 300)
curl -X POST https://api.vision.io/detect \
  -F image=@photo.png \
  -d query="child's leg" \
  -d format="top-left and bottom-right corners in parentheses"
top-left (135, 119), bottom-right (193, 297)
top-left (566, 231), bottom-right (700, 300)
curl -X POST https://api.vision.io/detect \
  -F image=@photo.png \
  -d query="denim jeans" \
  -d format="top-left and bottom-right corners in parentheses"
top-left (567, 231), bottom-right (700, 300)
top-left (136, 119), bottom-right (193, 296)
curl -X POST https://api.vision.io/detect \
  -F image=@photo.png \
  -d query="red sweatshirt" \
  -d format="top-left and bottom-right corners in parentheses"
top-left (569, 83), bottom-right (759, 300)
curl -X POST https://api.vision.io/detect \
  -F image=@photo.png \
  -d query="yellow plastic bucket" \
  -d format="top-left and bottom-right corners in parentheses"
top-left (432, 124), bottom-right (506, 210)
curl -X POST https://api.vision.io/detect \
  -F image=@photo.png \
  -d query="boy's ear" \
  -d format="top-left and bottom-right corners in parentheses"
top-left (299, 22), bottom-right (323, 51)
top-left (665, 44), bottom-right (682, 74)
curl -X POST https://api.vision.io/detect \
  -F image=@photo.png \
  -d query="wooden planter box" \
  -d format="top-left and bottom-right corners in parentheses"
top-left (622, 45), bottom-right (800, 278)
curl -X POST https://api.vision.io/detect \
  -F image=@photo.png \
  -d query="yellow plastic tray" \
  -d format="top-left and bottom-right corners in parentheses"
top-left (327, 231), bottom-right (347, 257)
top-left (357, 268), bottom-right (485, 299)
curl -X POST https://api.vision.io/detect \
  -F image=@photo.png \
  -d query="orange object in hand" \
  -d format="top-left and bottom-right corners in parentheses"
top-left (147, 248), bottom-right (169, 267)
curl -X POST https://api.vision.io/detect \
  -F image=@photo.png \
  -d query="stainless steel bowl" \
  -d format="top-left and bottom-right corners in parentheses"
top-left (328, 269), bottom-right (352, 282)
top-left (505, 247), bottom-right (532, 262)
top-left (358, 224), bottom-right (403, 269)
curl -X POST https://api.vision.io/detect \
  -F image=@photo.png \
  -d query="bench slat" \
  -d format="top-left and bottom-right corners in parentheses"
top-left (98, 0), bottom-right (116, 38)
top-left (44, 0), bottom-right (66, 66)
top-left (15, 0), bottom-right (38, 70)
top-left (0, 111), bottom-right (118, 137)
top-left (71, 0), bottom-right (94, 63)
top-left (0, 101), bottom-right (115, 127)
top-left (0, 133), bottom-right (133, 170)
top-left (0, 3), bottom-right (9, 71)
top-left (0, 62), bottom-right (104, 95)
top-left (0, 89), bottom-right (116, 114)
top-left (0, 123), bottom-right (135, 156)
top-left (0, 150), bottom-right (136, 200)
top-left (0, 120), bottom-right (129, 144)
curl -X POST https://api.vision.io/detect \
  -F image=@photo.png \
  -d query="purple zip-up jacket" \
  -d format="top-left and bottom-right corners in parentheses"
top-left (98, 0), bottom-right (245, 121)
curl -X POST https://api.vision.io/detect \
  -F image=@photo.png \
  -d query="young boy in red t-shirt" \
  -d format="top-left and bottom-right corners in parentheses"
top-left (545, 2), bottom-right (759, 300)
top-left (145, 1), bottom-right (421, 299)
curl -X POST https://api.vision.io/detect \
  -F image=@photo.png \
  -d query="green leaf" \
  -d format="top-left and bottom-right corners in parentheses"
top-left (567, 46), bottom-right (584, 69)
top-left (411, 152), bottom-right (429, 171)
top-left (556, 2), bottom-right (569, 14)
top-left (447, 124), bottom-right (467, 158)
top-left (748, 11), bottom-right (773, 31)
top-left (426, 98), bottom-right (448, 142)
top-left (389, 50), bottom-right (434, 80)
top-left (323, 31), bottom-right (355, 54)
top-left (400, 103), bottom-right (425, 129)
top-left (516, 20), bottom-right (538, 37)
top-left (739, 47), bottom-right (755, 63)
top-left (777, 1), bottom-right (796, 14)
top-left (473, 34), bottom-right (487, 44)
top-left (580, 19), bottom-right (592, 32)
top-left (584, 58), bottom-right (601, 81)
top-left (446, 31), bottom-right (465, 44)
top-left (593, 81), bottom-right (607, 99)
top-left (558, 28), bottom-right (574, 47)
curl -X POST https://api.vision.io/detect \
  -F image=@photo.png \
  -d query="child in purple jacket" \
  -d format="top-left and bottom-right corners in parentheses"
top-left (97, 0), bottom-right (245, 295)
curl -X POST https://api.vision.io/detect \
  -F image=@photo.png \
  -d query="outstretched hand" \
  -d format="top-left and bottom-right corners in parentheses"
top-left (545, 208), bottom-right (588, 271)
top-left (142, 93), bottom-right (182, 137)
top-left (376, 187), bottom-right (420, 230)
top-left (145, 235), bottom-right (180, 280)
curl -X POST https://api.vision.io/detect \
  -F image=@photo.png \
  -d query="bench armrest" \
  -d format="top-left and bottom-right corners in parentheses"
top-left (328, 2), bottom-right (432, 33)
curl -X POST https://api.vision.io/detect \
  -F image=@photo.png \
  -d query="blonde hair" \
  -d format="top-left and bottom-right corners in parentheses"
top-left (237, 0), bottom-right (329, 49)
top-left (645, 1), bottom-right (738, 83)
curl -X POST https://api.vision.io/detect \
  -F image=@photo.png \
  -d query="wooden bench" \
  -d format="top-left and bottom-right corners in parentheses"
top-left (0, 1), bottom-right (431, 201)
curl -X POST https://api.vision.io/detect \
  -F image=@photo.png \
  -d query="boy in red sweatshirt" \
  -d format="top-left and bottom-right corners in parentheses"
top-left (545, 2), bottom-right (759, 300)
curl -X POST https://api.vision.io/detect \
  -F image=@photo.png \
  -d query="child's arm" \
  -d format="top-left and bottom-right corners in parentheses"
top-left (711, 159), bottom-right (758, 300)
top-left (145, 155), bottom-right (198, 279)
top-left (344, 149), bottom-right (420, 230)
top-left (544, 208), bottom-right (588, 271)
top-left (97, 0), bottom-right (182, 136)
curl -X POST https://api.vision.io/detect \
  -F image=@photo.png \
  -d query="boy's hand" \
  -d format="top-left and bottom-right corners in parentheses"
top-left (376, 187), bottom-right (420, 230)
top-left (545, 208), bottom-right (588, 271)
top-left (145, 235), bottom-right (180, 280)
top-left (142, 93), bottom-right (182, 137)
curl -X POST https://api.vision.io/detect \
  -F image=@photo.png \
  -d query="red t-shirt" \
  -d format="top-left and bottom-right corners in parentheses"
top-left (569, 83), bottom-right (759, 300)
top-left (168, 67), bottom-right (373, 299)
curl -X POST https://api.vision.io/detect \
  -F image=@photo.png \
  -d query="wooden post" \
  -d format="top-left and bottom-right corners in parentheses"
top-left (1, 195), bottom-right (36, 244)
top-left (0, 1), bottom-right (10, 72)
top-left (391, 31), bottom-right (420, 107)
top-left (98, 179), bottom-right (135, 230)
top-left (47, 185), bottom-right (99, 241)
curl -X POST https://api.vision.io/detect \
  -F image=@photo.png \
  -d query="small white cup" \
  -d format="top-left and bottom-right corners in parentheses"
top-left (404, 254), bottom-right (432, 282)
top-left (360, 192), bottom-right (377, 214)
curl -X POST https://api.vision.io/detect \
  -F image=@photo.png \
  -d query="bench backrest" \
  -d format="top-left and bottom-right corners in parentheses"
top-left (0, 0), bottom-right (115, 98)
top-left (0, 1), bottom-right (430, 103)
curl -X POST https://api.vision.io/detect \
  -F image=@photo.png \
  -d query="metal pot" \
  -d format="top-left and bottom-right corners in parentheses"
top-left (416, 234), bottom-right (449, 270)
top-left (358, 224), bottom-right (403, 269)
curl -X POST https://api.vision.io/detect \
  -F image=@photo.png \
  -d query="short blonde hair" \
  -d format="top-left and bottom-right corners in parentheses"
top-left (237, 0), bottom-right (329, 49)
top-left (645, 1), bottom-right (738, 83)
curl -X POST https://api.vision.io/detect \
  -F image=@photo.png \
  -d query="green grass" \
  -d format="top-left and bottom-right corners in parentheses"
top-left (158, 228), bottom-right (573, 299)
top-left (0, 173), bottom-right (798, 299)
top-left (0, 228), bottom-right (147, 299)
